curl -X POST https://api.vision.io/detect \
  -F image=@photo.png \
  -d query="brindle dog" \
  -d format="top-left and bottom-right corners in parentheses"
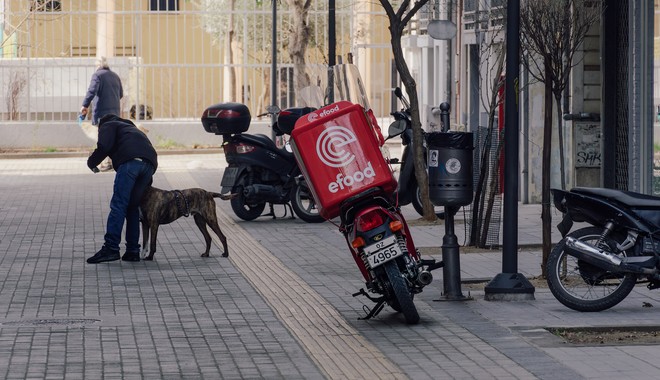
top-left (139, 186), bottom-right (235, 260)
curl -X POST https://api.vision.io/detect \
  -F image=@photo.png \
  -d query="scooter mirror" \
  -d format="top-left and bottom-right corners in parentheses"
top-left (388, 119), bottom-right (407, 138)
top-left (267, 105), bottom-right (280, 114)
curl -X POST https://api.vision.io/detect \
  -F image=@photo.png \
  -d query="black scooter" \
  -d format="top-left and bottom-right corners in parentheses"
top-left (547, 187), bottom-right (660, 311)
top-left (201, 102), bottom-right (324, 223)
top-left (389, 87), bottom-right (444, 218)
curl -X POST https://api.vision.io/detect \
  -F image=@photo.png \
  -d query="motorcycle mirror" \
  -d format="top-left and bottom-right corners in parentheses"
top-left (394, 87), bottom-right (411, 109)
top-left (266, 105), bottom-right (280, 114)
top-left (388, 119), bottom-right (407, 138)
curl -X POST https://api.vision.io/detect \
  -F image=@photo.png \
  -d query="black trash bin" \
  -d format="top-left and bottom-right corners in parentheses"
top-left (426, 131), bottom-right (474, 207)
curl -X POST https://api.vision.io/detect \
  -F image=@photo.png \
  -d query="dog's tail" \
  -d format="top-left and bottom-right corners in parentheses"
top-left (212, 192), bottom-right (237, 201)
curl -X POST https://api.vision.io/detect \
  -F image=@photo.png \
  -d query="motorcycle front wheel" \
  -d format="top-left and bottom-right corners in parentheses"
top-left (412, 182), bottom-right (425, 216)
top-left (290, 182), bottom-right (325, 223)
top-left (383, 261), bottom-right (419, 324)
top-left (412, 182), bottom-right (445, 220)
top-left (546, 226), bottom-right (637, 312)
top-left (230, 175), bottom-right (266, 221)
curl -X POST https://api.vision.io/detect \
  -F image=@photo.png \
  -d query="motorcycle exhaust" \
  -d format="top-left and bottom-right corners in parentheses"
top-left (416, 270), bottom-right (433, 286)
top-left (564, 237), bottom-right (623, 272)
top-left (565, 237), bottom-right (659, 275)
top-left (243, 184), bottom-right (280, 199)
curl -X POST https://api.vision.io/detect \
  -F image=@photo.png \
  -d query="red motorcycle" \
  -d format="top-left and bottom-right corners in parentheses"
top-left (289, 64), bottom-right (438, 324)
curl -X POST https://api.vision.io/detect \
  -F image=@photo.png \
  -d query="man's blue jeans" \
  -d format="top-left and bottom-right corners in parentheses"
top-left (104, 159), bottom-right (154, 252)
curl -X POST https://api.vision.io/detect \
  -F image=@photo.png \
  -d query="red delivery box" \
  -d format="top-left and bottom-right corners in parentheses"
top-left (290, 101), bottom-right (397, 219)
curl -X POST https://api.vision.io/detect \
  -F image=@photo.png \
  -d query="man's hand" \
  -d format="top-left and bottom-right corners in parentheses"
top-left (80, 106), bottom-right (88, 116)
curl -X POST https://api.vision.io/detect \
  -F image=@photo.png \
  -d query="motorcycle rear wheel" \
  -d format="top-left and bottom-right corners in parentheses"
top-left (230, 175), bottom-right (266, 221)
top-left (546, 226), bottom-right (637, 312)
top-left (290, 182), bottom-right (325, 223)
top-left (384, 261), bottom-right (420, 324)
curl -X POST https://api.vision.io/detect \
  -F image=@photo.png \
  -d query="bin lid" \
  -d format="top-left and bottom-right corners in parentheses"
top-left (426, 131), bottom-right (473, 149)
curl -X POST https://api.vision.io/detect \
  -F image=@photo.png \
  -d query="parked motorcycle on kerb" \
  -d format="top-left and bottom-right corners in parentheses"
top-left (547, 187), bottom-right (660, 311)
top-left (201, 102), bottom-right (324, 223)
top-left (390, 87), bottom-right (444, 219)
top-left (289, 64), bottom-right (439, 324)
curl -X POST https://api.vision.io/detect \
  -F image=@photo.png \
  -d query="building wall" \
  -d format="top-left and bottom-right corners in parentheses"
top-left (570, 23), bottom-right (602, 189)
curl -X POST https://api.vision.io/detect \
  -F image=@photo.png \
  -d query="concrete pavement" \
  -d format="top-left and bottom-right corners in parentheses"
top-left (1, 153), bottom-right (660, 379)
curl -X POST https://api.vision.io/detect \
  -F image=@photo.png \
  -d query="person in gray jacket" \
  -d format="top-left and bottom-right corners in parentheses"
top-left (81, 56), bottom-right (124, 171)
top-left (80, 56), bottom-right (123, 126)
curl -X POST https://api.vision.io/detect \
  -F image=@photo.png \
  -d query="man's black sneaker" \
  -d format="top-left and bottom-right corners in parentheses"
top-left (87, 247), bottom-right (120, 264)
top-left (122, 251), bottom-right (140, 262)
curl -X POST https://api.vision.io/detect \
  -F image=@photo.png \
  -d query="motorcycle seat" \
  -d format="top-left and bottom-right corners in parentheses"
top-left (241, 133), bottom-right (295, 159)
top-left (572, 187), bottom-right (660, 208)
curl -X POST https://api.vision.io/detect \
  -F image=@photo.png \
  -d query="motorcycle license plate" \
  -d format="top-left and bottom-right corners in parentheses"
top-left (364, 235), bottom-right (402, 268)
top-left (221, 167), bottom-right (239, 187)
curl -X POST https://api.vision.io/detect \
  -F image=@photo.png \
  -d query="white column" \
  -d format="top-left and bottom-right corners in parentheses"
top-left (96, 0), bottom-right (116, 58)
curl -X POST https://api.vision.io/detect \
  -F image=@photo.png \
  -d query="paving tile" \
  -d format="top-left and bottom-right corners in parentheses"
top-left (1, 154), bottom-right (660, 379)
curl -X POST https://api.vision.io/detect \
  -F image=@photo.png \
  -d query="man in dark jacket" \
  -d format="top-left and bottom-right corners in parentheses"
top-left (86, 114), bottom-right (158, 264)
top-left (80, 56), bottom-right (123, 125)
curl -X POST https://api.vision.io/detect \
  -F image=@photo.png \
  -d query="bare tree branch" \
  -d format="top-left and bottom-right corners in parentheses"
top-left (378, 0), bottom-right (436, 221)
top-left (519, 0), bottom-right (603, 276)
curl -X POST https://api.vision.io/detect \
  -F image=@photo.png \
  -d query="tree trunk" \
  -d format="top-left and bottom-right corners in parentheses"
top-left (389, 25), bottom-right (435, 221)
top-left (470, 87), bottom-right (500, 246)
top-left (469, 49), bottom-right (504, 246)
top-left (257, 68), bottom-right (270, 115)
top-left (479, 128), bottom-right (504, 247)
top-left (285, 0), bottom-right (312, 98)
top-left (541, 60), bottom-right (554, 277)
top-left (470, 129), bottom-right (490, 245)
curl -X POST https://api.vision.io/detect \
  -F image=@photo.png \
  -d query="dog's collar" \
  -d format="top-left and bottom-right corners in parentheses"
top-left (173, 190), bottom-right (190, 217)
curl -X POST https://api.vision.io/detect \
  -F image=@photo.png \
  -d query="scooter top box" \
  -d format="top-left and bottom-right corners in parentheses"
top-left (290, 101), bottom-right (397, 220)
top-left (201, 102), bottom-right (251, 135)
top-left (277, 107), bottom-right (316, 135)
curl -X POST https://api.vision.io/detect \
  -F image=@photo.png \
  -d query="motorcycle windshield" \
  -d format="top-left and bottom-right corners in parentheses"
top-left (297, 64), bottom-right (371, 112)
top-left (327, 64), bottom-right (372, 111)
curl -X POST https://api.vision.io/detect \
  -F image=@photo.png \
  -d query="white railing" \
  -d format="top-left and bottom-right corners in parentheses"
top-left (1, 0), bottom-right (400, 122)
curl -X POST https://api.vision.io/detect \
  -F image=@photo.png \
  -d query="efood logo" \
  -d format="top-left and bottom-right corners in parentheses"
top-left (307, 104), bottom-right (340, 122)
top-left (316, 126), bottom-right (357, 168)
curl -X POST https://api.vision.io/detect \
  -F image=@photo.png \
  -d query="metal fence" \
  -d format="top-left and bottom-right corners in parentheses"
top-left (0, 0), bottom-right (397, 122)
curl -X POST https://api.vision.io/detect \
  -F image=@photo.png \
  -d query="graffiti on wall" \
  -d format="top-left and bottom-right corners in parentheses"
top-left (574, 122), bottom-right (601, 168)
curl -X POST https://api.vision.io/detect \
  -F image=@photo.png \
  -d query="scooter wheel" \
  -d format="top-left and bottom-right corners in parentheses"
top-left (230, 196), bottom-right (265, 221)
top-left (230, 179), bottom-right (266, 221)
top-left (290, 182), bottom-right (325, 223)
top-left (383, 261), bottom-right (419, 324)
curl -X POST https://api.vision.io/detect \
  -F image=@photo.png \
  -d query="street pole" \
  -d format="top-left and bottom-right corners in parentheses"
top-left (484, 0), bottom-right (535, 300)
top-left (329, 0), bottom-right (335, 66)
top-left (328, 0), bottom-right (335, 103)
top-left (270, 0), bottom-right (277, 140)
